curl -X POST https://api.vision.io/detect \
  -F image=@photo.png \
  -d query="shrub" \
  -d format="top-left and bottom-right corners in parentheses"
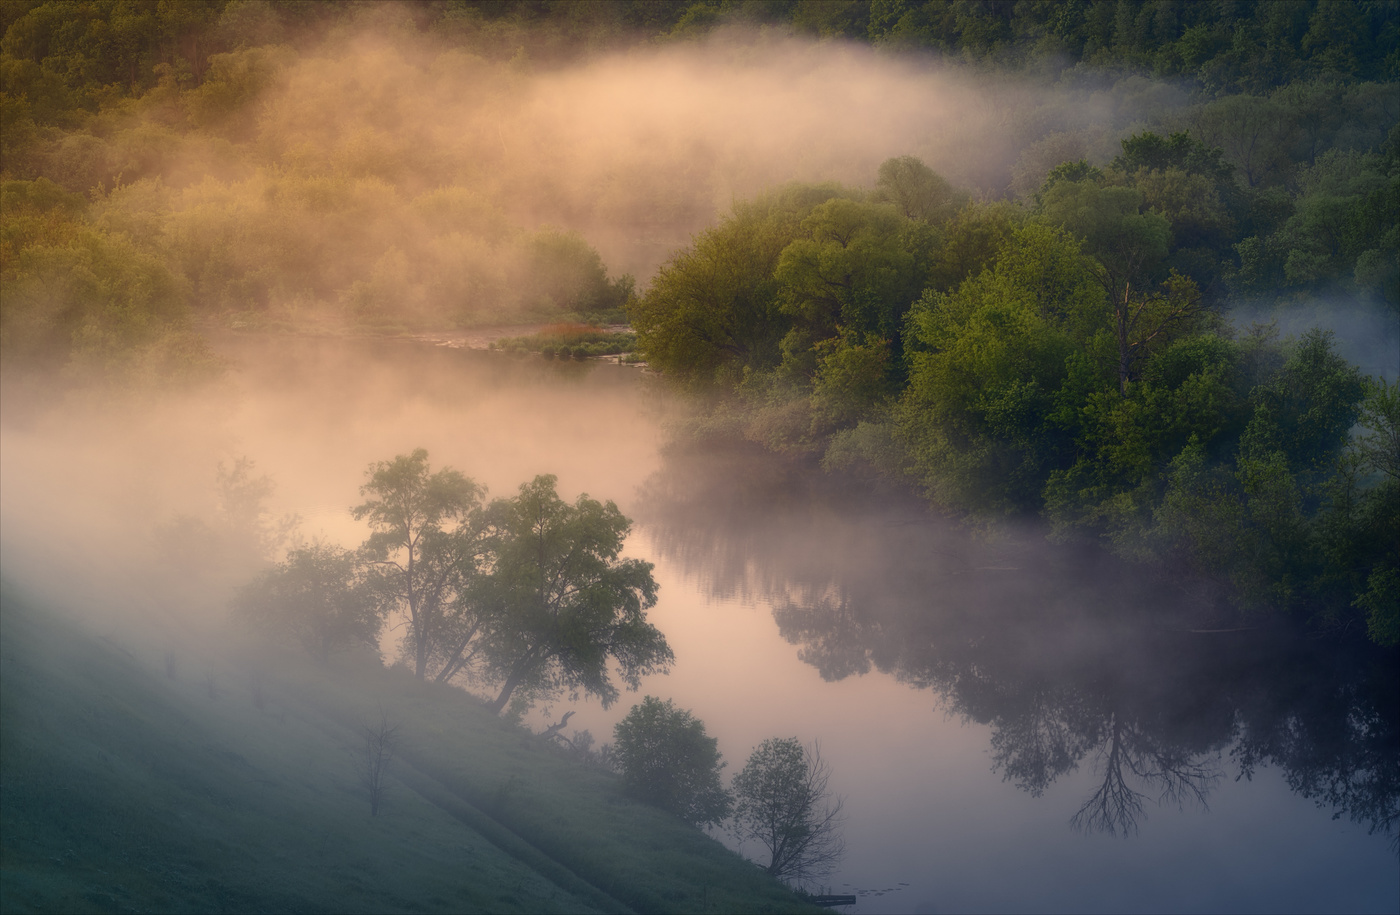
top-left (613, 696), bottom-right (731, 828)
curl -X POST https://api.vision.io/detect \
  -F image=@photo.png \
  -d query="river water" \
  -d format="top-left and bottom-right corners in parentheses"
top-left (3, 334), bottom-right (1395, 913)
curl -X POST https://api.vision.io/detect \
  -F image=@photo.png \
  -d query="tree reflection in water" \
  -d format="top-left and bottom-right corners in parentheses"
top-left (636, 439), bottom-right (1399, 847)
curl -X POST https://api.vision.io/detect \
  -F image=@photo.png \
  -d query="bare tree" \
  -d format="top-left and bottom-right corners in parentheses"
top-left (360, 711), bottom-right (402, 816)
top-left (732, 738), bottom-right (845, 885)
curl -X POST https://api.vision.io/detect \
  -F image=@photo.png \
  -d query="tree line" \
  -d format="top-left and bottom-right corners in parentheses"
top-left (4, 2), bottom-right (1395, 394)
top-left (235, 449), bottom-right (672, 716)
top-left (234, 449), bottom-right (846, 881)
top-left (4, 2), bottom-right (1395, 99)
top-left (629, 144), bottom-right (1398, 647)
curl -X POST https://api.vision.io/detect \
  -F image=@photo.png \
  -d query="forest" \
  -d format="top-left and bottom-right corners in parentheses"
top-left (1, 0), bottom-right (1397, 647)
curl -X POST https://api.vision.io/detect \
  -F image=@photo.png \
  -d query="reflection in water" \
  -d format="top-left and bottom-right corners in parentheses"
top-left (637, 438), bottom-right (1399, 848)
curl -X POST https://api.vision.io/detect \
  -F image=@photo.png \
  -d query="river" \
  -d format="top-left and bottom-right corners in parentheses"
top-left (3, 333), bottom-right (1395, 913)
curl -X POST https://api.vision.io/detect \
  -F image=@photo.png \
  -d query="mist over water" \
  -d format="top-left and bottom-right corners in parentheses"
top-left (2, 337), bottom-right (1396, 913)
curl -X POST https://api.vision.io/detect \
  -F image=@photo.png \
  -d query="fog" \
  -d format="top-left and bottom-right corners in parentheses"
top-left (1, 20), bottom-right (1200, 627)
top-left (1228, 299), bottom-right (1400, 381)
top-left (1, 339), bottom-right (672, 638)
top-left (80, 20), bottom-right (1187, 335)
top-left (4, 17), bottom-right (1397, 914)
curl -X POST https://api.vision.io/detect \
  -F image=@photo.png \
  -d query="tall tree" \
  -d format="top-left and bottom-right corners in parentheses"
top-left (352, 449), bottom-right (489, 680)
top-left (479, 474), bottom-right (670, 714)
top-left (731, 737), bottom-right (845, 885)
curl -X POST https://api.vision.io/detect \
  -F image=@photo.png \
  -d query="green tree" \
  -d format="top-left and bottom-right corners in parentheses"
top-left (478, 474), bottom-right (670, 715)
top-left (1038, 171), bottom-right (1219, 394)
top-left (630, 183), bottom-right (853, 386)
top-left (897, 223), bottom-right (1104, 514)
top-left (731, 737), bottom-right (845, 885)
top-left (871, 155), bottom-right (962, 223)
top-left (352, 449), bottom-right (491, 681)
top-left (612, 696), bottom-right (731, 828)
top-left (774, 196), bottom-right (924, 383)
top-left (234, 542), bottom-right (382, 662)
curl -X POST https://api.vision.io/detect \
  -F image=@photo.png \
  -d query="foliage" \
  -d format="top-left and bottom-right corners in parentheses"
top-left (897, 222), bottom-right (1102, 515)
top-left (478, 474), bottom-right (671, 713)
top-left (351, 448), bottom-right (489, 681)
top-left (731, 737), bottom-right (845, 886)
top-left (637, 138), bottom-right (1395, 645)
top-left (612, 695), bottom-right (731, 828)
top-left (3, 2), bottom-right (1394, 644)
top-left (243, 451), bottom-right (670, 714)
top-left (630, 183), bottom-right (854, 387)
top-left (490, 323), bottom-right (637, 358)
top-left (1, 178), bottom-right (219, 386)
top-left (234, 542), bottom-right (382, 662)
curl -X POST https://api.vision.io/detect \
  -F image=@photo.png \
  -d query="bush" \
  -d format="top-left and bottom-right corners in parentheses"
top-left (234, 543), bottom-right (383, 661)
top-left (732, 738), bottom-right (844, 884)
top-left (613, 696), bottom-right (731, 828)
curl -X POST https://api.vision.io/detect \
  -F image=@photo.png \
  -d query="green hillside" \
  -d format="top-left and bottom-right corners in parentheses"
top-left (0, 580), bottom-right (818, 914)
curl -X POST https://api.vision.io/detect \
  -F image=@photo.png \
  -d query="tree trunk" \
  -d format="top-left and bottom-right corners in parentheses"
top-left (1115, 283), bottom-right (1132, 396)
top-left (487, 651), bottom-right (538, 715)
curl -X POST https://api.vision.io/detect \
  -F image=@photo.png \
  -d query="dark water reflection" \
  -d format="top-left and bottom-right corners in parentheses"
top-left (636, 438), bottom-right (1399, 852)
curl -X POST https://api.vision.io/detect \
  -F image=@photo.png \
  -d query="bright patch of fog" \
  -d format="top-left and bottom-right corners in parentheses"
top-left (1228, 299), bottom-right (1400, 380)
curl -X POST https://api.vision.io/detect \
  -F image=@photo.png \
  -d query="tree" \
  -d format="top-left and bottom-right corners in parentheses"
top-left (478, 474), bottom-right (671, 715)
top-left (731, 737), bottom-right (845, 885)
top-left (897, 223), bottom-right (1103, 515)
top-left (352, 449), bottom-right (490, 680)
top-left (613, 696), bottom-right (731, 828)
top-left (359, 710), bottom-right (401, 817)
top-left (871, 155), bottom-right (961, 223)
top-left (630, 183), bottom-right (853, 386)
top-left (773, 197), bottom-right (924, 382)
top-left (234, 542), bottom-right (382, 662)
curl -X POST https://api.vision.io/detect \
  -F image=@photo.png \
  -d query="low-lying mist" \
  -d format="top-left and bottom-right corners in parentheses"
top-left (0, 339), bottom-right (677, 648)
top-left (76, 21), bottom-right (1187, 328)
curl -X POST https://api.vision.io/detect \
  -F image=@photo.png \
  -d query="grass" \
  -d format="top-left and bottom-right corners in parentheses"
top-left (0, 580), bottom-right (819, 914)
top-left (490, 324), bottom-right (638, 360)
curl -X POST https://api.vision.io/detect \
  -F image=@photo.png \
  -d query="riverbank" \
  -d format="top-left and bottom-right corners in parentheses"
top-left (0, 580), bottom-right (821, 914)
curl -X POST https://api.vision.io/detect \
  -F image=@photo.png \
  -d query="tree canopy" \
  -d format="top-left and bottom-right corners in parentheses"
top-left (731, 737), bottom-right (845, 885)
top-left (234, 542), bottom-right (381, 662)
top-left (634, 144), bottom-right (1396, 645)
top-left (613, 695), bottom-right (731, 828)
top-left (352, 448), bottom-right (489, 682)
top-left (240, 452), bottom-right (673, 713)
top-left (478, 474), bottom-right (671, 714)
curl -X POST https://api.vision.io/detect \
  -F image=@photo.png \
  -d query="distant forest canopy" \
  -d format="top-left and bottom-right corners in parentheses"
top-left (1, 2), bottom-right (1396, 642)
top-left (3, 1), bottom-right (1398, 88)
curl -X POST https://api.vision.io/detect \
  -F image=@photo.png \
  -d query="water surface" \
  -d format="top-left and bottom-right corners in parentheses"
top-left (3, 336), bottom-right (1393, 913)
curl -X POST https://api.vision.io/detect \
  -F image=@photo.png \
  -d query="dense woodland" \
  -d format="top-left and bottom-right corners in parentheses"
top-left (1, 2), bottom-right (1396, 645)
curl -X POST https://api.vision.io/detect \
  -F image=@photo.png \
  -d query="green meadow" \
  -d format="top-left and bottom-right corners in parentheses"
top-left (0, 580), bottom-right (820, 914)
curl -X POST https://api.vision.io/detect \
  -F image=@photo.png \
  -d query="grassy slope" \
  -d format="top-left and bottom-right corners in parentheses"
top-left (0, 581), bottom-right (818, 914)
